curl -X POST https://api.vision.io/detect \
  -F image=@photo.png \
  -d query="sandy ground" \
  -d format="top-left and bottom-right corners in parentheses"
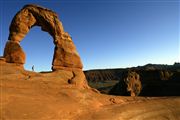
top-left (1, 60), bottom-right (180, 120)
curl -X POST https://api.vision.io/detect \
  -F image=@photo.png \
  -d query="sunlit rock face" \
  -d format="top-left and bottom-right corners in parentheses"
top-left (3, 4), bottom-right (83, 70)
top-left (2, 4), bottom-right (87, 88)
top-left (3, 41), bottom-right (25, 64)
top-left (109, 71), bottom-right (142, 96)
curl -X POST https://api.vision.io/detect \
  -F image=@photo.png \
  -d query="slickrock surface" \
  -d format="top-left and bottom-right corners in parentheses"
top-left (2, 4), bottom-right (87, 89)
top-left (1, 59), bottom-right (180, 120)
top-left (1, 4), bottom-right (180, 120)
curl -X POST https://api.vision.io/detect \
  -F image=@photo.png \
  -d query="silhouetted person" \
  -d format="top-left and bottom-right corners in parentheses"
top-left (32, 65), bottom-right (34, 71)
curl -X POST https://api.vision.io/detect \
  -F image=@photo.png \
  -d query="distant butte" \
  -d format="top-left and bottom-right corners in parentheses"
top-left (1, 4), bottom-right (180, 120)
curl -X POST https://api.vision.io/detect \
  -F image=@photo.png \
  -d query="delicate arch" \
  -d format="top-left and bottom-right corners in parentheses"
top-left (3, 4), bottom-right (83, 70)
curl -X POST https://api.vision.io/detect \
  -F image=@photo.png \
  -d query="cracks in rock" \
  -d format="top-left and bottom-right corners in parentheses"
top-left (68, 71), bottom-right (76, 84)
top-left (21, 71), bottom-right (31, 80)
top-left (25, 75), bottom-right (31, 80)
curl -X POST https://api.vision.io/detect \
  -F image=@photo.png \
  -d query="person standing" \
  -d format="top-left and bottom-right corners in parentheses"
top-left (32, 65), bottom-right (34, 71)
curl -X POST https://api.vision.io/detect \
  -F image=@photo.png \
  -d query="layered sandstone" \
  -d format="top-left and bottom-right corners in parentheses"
top-left (85, 64), bottom-right (180, 96)
top-left (3, 4), bottom-right (82, 69)
top-left (1, 4), bottom-right (180, 120)
top-left (3, 41), bottom-right (25, 64)
top-left (1, 60), bottom-right (180, 120)
top-left (2, 4), bottom-right (88, 89)
top-left (109, 71), bottom-right (142, 96)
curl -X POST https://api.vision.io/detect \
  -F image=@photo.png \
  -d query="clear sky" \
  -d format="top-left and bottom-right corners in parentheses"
top-left (0, 0), bottom-right (179, 71)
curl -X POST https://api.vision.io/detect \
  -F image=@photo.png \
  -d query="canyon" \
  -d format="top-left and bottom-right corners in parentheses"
top-left (1, 4), bottom-right (180, 120)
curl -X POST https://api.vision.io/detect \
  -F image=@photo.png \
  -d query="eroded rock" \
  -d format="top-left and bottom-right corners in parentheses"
top-left (124, 71), bottom-right (142, 96)
top-left (109, 71), bottom-right (142, 96)
top-left (4, 41), bottom-right (25, 64)
top-left (4, 4), bottom-right (83, 70)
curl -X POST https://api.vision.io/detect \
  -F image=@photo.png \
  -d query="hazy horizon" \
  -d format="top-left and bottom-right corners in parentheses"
top-left (0, 0), bottom-right (179, 72)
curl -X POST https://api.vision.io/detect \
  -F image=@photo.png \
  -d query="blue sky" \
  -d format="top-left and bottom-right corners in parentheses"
top-left (0, 0), bottom-right (179, 71)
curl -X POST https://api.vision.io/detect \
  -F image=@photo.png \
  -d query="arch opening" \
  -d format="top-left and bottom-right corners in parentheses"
top-left (21, 26), bottom-right (54, 72)
top-left (3, 4), bottom-right (83, 71)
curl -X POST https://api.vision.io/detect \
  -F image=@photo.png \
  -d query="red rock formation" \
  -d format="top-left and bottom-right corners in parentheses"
top-left (85, 66), bottom-right (180, 96)
top-left (109, 71), bottom-right (142, 96)
top-left (123, 71), bottom-right (142, 96)
top-left (4, 41), bottom-right (25, 64)
top-left (3, 4), bottom-right (83, 70)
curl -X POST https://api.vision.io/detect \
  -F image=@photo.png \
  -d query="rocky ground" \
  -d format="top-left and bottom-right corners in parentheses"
top-left (1, 59), bottom-right (180, 120)
top-left (1, 4), bottom-right (179, 120)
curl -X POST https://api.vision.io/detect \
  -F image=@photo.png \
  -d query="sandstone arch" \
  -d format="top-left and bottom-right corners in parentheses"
top-left (3, 4), bottom-right (83, 70)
